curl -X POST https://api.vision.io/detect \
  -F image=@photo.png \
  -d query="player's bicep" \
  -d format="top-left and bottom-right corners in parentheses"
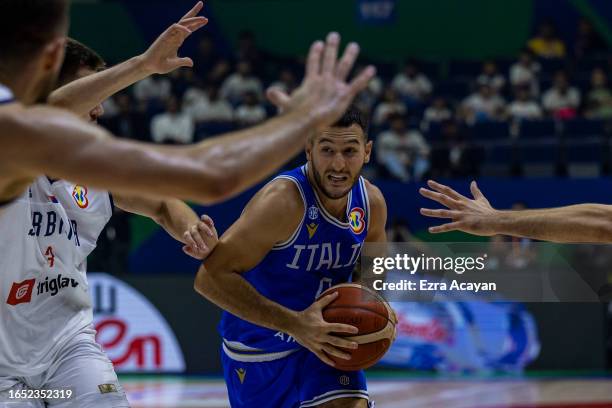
top-left (209, 217), bottom-right (280, 274)
top-left (203, 180), bottom-right (304, 275)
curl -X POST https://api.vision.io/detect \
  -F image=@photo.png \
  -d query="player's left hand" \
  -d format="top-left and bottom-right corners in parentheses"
top-left (419, 180), bottom-right (499, 236)
top-left (140, 1), bottom-right (209, 75)
top-left (182, 214), bottom-right (218, 260)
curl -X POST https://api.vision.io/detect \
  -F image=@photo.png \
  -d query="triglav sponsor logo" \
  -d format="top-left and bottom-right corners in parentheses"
top-left (6, 279), bottom-right (36, 306)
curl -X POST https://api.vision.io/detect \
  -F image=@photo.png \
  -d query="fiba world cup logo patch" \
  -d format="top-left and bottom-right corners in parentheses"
top-left (349, 207), bottom-right (365, 234)
top-left (72, 185), bottom-right (89, 209)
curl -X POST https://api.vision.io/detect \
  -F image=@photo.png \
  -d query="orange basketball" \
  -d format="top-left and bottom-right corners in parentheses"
top-left (318, 283), bottom-right (397, 371)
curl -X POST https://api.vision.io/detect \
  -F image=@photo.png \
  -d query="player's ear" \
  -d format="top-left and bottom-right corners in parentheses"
top-left (305, 133), bottom-right (314, 161)
top-left (41, 37), bottom-right (67, 75)
top-left (364, 140), bottom-right (373, 164)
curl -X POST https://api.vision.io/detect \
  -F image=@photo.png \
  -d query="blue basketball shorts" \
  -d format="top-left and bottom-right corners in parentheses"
top-left (222, 346), bottom-right (370, 408)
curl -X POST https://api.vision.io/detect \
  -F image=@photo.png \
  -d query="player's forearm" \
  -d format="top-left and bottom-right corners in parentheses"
top-left (11, 106), bottom-right (309, 204)
top-left (493, 204), bottom-right (612, 243)
top-left (48, 56), bottom-right (150, 116)
top-left (156, 199), bottom-right (200, 243)
top-left (187, 109), bottom-right (313, 201)
top-left (194, 264), bottom-right (298, 333)
top-left (30, 135), bottom-right (228, 203)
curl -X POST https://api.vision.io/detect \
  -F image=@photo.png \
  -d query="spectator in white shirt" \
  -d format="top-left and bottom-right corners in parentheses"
top-left (585, 67), bottom-right (612, 119)
top-left (422, 97), bottom-right (453, 131)
top-left (391, 61), bottom-right (432, 104)
top-left (509, 49), bottom-right (541, 96)
top-left (220, 60), bottom-right (264, 104)
top-left (133, 75), bottom-right (172, 104)
top-left (235, 91), bottom-right (267, 126)
top-left (476, 61), bottom-right (505, 94)
top-left (150, 96), bottom-right (194, 144)
top-left (353, 63), bottom-right (384, 112)
top-left (542, 71), bottom-right (581, 119)
top-left (182, 81), bottom-right (210, 122)
top-left (377, 114), bottom-right (430, 182)
top-left (373, 88), bottom-right (407, 126)
top-left (269, 68), bottom-right (297, 96)
top-left (461, 84), bottom-right (506, 124)
top-left (195, 84), bottom-right (234, 124)
top-left (508, 86), bottom-right (543, 120)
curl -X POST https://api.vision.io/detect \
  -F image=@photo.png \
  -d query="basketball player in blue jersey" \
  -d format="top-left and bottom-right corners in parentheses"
top-left (194, 105), bottom-right (388, 408)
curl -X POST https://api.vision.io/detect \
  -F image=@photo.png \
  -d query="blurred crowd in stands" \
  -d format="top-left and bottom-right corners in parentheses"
top-left (99, 19), bottom-right (612, 181)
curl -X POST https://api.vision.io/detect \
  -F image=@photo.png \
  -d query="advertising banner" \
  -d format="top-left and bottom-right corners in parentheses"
top-left (90, 273), bottom-right (186, 372)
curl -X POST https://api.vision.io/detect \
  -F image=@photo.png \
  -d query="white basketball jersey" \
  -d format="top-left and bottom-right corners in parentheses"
top-left (0, 177), bottom-right (112, 377)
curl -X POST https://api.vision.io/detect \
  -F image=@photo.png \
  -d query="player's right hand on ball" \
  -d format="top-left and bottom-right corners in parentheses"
top-left (266, 32), bottom-right (376, 131)
top-left (288, 291), bottom-right (359, 367)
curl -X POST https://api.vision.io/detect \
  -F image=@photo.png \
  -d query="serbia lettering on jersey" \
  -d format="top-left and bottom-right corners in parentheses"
top-left (220, 164), bottom-right (370, 362)
top-left (26, 177), bottom-right (113, 271)
top-left (0, 176), bottom-right (112, 377)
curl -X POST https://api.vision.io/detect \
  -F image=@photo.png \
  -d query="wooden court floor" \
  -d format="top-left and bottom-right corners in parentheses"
top-left (121, 376), bottom-right (612, 408)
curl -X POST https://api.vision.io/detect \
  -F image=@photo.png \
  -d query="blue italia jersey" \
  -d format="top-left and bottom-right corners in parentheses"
top-left (220, 164), bottom-right (371, 361)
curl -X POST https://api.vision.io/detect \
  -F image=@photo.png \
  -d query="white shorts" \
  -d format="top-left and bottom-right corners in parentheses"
top-left (0, 329), bottom-right (129, 408)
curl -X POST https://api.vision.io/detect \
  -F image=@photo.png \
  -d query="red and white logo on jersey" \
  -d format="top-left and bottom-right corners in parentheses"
top-left (6, 279), bottom-right (36, 306)
top-left (349, 207), bottom-right (366, 234)
top-left (72, 185), bottom-right (89, 209)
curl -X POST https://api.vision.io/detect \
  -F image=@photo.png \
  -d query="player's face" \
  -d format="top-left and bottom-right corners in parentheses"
top-left (307, 124), bottom-right (372, 200)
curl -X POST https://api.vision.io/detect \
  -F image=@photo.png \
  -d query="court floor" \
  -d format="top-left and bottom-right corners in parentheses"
top-left (121, 376), bottom-right (612, 408)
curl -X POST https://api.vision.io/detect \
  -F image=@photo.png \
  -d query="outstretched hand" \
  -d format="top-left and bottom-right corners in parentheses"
top-left (140, 1), bottom-right (209, 75)
top-left (266, 32), bottom-right (376, 129)
top-left (419, 180), bottom-right (499, 236)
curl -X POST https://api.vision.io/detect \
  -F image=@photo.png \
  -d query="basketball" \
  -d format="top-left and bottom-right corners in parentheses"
top-left (318, 283), bottom-right (397, 371)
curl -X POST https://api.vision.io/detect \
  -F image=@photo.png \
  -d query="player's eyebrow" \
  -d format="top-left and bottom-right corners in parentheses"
top-left (319, 137), bottom-right (361, 145)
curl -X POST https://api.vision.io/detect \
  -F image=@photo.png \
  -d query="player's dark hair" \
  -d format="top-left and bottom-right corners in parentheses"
top-left (332, 104), bottom-right (370, 139)
top-left (58, 38), bottom-right (106, 86)
top-left (0, 0), bottom-right (69, 67)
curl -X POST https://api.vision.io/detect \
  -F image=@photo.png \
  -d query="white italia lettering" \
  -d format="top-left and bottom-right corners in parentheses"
top-left (316, 243), bottom-right (333, 270)
top-left (344, 243), bottom-right (362, 267)
top-left (286, 242), bottom-right (363, 272)
top-left (332, 242), bottom-right (343, 268)
top-left (305, 244), bottom-right (319, 271)
top-left (286, 245), bottom-right (305, 269)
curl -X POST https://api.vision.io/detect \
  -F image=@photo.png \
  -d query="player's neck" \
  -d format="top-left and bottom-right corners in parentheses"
top-left (307, 167), bottom-right (348, 221)
top-left (0, 62), bottom-right (42, 105)
top-left (0, 75), bottom-right (32, 105)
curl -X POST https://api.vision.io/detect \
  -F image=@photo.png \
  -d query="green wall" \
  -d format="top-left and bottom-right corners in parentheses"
top-left (69, 2), bottom-right (145, 62)
top-left (70, 1), bottom-right (534, 63)
top-left (212, 0), bottom-right (534, 61)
